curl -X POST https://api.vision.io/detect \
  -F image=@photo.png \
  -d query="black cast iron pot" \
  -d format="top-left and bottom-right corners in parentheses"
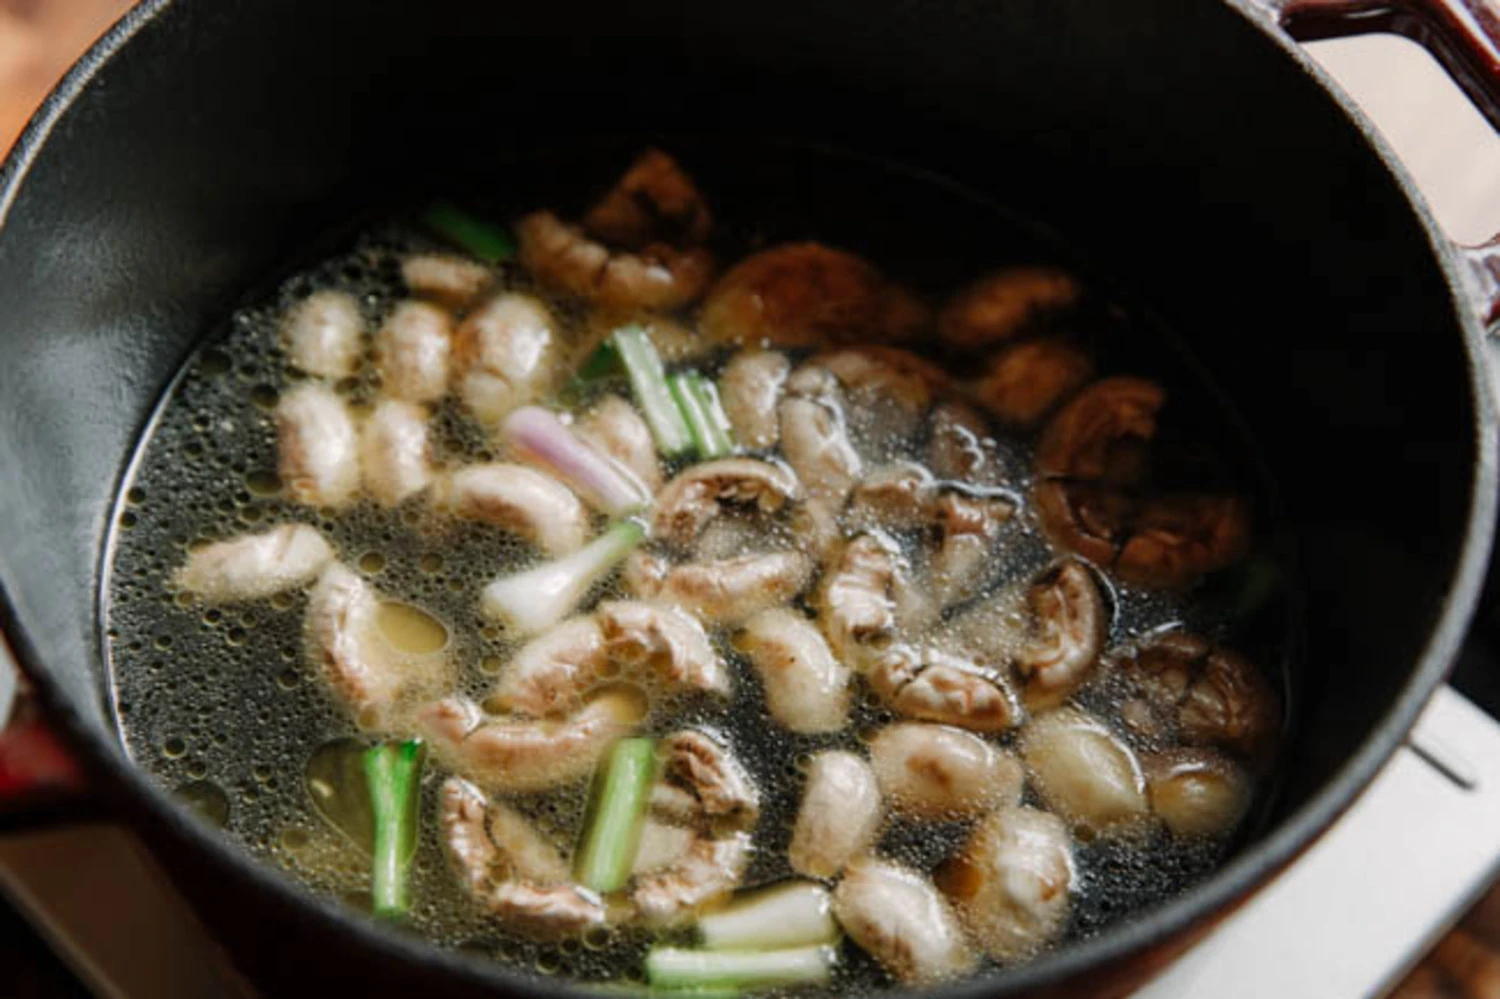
top-left (2, 0), bottom-right (1500, 995)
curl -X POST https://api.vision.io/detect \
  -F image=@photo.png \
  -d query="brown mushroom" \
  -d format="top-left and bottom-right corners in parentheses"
top-left (699, 242), bottom-right (927, 348)
top-left (1033, 378), bottom-right (1251, 588)
top-left (1117, 630), bottom-right (1280, 767)
top-left (581, 148), bottom-right (713, 249)
top-left (973, 339), bottom-right (1093, 427)
top-left (938, 267), bottom-right (1081, 349)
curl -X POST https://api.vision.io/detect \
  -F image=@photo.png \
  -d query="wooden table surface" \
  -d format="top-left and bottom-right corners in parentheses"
top-left (2, 3), bottom-right (1500, 997)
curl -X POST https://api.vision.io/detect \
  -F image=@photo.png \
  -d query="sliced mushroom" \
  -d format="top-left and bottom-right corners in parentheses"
top-left (282, 289), bottom-right (364, 380)
top-left (430, 463), bottom-right (590, 556)
top-left (930, 489), bottom-right (1016, 608)
top-left (699, 242), bottom-right (927, 348)
top-left (735, 608), bottom-right (853, 734)
top-left (1015, 559), bottom-right (1106, 710)
top-left (452, 292), bottom-right (560, 424)
top-left (626, 550), bottom-right (814, 624)
top-left (581, 148), bottom-right (713, 249)
top-left (575, 394), bottom-right (663, 493)
top-left (174, 523), bottom-right (333, 602)
top-left (1020, 707), bottom-right (1149, 834)
top-left (869, 645), bottom-right (1024, 733)
top-left (375, 300), bottom-right (453, 403)
top-left (1115, 492), bottom-right (1253, 589)
top-left (305, 564), bottom-right (449, 728)
top-left (719, 349), bottom-right (790, 450)
top-left (401, 253), bottom-right (494, 309)
top-left (1117, 631), bottom-right (1279, 766)
top-left (938, 267), bottom-right (1081, 349)
top-left (1144, 747), bottom-right (1252, 838)
top-left (516, 210), bottom-right (715, 313)
top-left (652, 458), bottom-right (801, 547)
top-left (938, 805), bottom-right (1075, 962)
top-left (869, 723), bottom-right (1023, 819)
top-left (275, 383), bottom-right (361, 508)
top-left (789, 751), bottom-right (881, 879)
top-left (832, 857), bottom-right (977, 985)
top-left (806, 346), bottom-right (949, 443)
top-left (416, 689), bottom-right (643, 793)
top-left (359, 399), bottom-right (433, 507)
top-left (973, 339), bottom-right (1093, 427)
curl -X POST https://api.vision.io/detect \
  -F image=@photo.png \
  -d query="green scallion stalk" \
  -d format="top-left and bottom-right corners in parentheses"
top-left (697, 882), bottom-right (839, 952)
top-left (645, 945), bottom-right (836, 991)
top-left (613, 326), bottom-right (692, 457)
top-left (421, 201), bottom-right (515, 263)
top-left (574, 737), bottom-right (657, 893)
top-left (669, 373), bottom-right (734, 460)
top-left (363, 739), bottom-right (425, 919)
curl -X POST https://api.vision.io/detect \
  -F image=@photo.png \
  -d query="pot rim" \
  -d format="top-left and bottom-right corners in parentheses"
top-left (0, 1), bottom-right (1494, 995)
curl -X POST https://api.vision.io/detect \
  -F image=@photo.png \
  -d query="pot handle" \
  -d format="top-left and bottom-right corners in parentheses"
top-left (1259, 0), bottom-right (1500, 321)
top-left (0, 632), bottom-right (91, 830)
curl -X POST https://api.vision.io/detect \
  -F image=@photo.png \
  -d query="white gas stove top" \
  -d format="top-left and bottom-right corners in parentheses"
top-left (4, 32), bottom-right (1500, 999)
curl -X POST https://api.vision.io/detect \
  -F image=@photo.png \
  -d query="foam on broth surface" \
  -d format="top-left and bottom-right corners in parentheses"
top-left (103, 147), bottom-right (1288, 995)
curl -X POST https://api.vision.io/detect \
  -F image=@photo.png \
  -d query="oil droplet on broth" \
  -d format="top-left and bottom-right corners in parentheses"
top-left (174, 780), bottom-right (230, 827)
top-left (375, 601), bottom-right (449, 655)
top-left (246, 470), bottom-right (282, 497)
top-left (305, 738), bottom-right (375, 853)
top-left (358, 551), bottom-right (387, 574)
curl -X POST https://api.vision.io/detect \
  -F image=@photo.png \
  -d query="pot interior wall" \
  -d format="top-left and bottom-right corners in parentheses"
top-left (0, 0), bottom-right (1482, 981)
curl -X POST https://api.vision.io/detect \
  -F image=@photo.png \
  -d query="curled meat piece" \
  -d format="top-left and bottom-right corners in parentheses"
top-left (282, 289), bottom-right (363, 380)
top-left (634, 832), bottom-right (753, 928)
top-left (938, 805), bottom-right (1075, 962)
top-left (806, 346), bottom-right (950, 442)
top-left (632, 730), bottom-right (759, 926)
top-left (930, 489), bottom-right (1016, 608)
top-left (1014, 559), bottom-right (1106, 710)
top-left (440, 777), bottom-right (606, 936)
top-left (735, 608), bottom-right (853, 734)
top-left (595, 600), bottom-right (730, 696)
top-left (401, 253), bottom-right (493, 309)
top-left (869, 645), bottom-right (1024, 733)
top-left (869, 723), bottom-right (1023, 819)
top-left (580, 148), bottom-right (713, 249)
top-left (632, 819), bottom-right (697, 876)
top-left (359, 399), bottom-right (433, 507)
top-left (417, 689), bottom-right (642, 793)
top-left (816, 532), bottom-right (912, 671)
top-left (1021, 707), bottom-right (1149, 835)
top-left (276, 383), bottom-right (361, 508)
top-left (1117, 630), bottom-right (1279, 766)
top-left (847, 462), bottom-right (938, 530)
top-left (430, 463), bottom-right (589, 555)
top-left (516, 210), bottom-right (714, 312)
top-left (699, 242), bottom-right (927, 348)
top-left (973, 339), bottom-right (1093, 427)
top-left (1144, 747), bottom-right (1252, 837)
top-left (174, 523), bottom-right (333, 602)
top-left (778, 378), bottom-right (863, 506)
top-left (832, 857), bottom-right (977, 985)
top-left (626, 550), bottom-right (813, 624)
top-left (452, 293), bottom-right (560, 424)
top-left (1034, 378), bottom-right (1251, 588)
top-left (305, 564), bottom-right (449, 728)
top-left (375, 300), bottom-right (452, 403)
top-left (652, 458), bottom-right (801, 546)
top-left (719, 349), bottom-right (790, 450)
top-left (929, 401), bottom-right (1008, 486)
top-left (576, 394), bottom-right (663, 493)
top-left (789, 751), bottom-right (881, 879)
top-left (938, 267), bottom-right (1081, 349)
top-left (491, 616), bottom-right (608, 717)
